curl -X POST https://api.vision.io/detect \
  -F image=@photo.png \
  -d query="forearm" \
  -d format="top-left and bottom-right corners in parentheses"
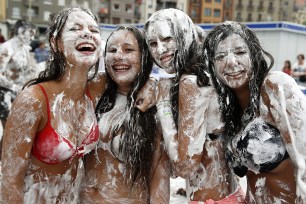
top-left (157, 100), bottom-right (178, 162)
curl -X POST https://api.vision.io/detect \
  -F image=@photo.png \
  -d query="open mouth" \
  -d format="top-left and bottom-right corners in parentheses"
top-left (76, 43), bottom-right (96, 52)
top-left (113, 65), bottom-right (130, 72)
top-left (225, 70), bottom-right (244, 77)
top-left (160, 54), bottom-right (174, 63)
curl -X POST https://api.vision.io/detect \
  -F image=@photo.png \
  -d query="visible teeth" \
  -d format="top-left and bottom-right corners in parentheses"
top-left (114, 65), bottom-right (129, 70)
top-left (77, 43), bottom-right (94, 50)
top-left (161, 55), bottom-right (172, 62)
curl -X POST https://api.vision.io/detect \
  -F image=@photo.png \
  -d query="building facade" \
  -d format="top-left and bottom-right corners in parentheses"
top-left (233, 0), bottom-right (295, 22)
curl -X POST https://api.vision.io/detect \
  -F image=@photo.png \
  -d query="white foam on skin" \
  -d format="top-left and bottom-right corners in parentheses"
top-left (260, 71), bottom-right (306, 201)
top-left (255, 177), bottom-right (266, 197)
top-left (23, 159), bottom-right (84, 204)
top-left (59, 10), bottom-right (102, 84)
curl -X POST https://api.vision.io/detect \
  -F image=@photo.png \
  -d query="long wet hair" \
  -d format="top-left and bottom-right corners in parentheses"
top-left (144, 9), bottom-right (210, 127)
top-left (203, 21), bottom-right (274, 138)
top-left (95, 26), bottom-right (156, 191)
top-left (24, 6), bottom-right (99, 88)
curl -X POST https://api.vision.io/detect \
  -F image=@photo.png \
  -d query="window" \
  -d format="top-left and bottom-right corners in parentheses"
top-left (58, 0), bottom-right (65, 6)
top-left (113, 4), bottom-right (120, 11)
top-left (257, 14), bottom-right (262, 21)
top-left (27, 6), bottom-right (38, 18)
top-left (44, 0), bottom-right (52, 4)
top-left (215, 0), bottom-right (221, 3)
top-left (44, 11), bottom-right (51, 21)
top-left (214, 9), bottom-right (221, 17)
top-left (125, 19), bottom-right (132, 24)
top-left (204, 8), bottom-right (211, 16)
top-left (205, 0), bottom-right (212, 2)
top-left (126, 4), bottom-right (132, 13)
top-left (112, 17), bottom-right (120, 24)
top-left (191, 8), bottom-right (197, 17)
top-left (12, 7), bottom-right (20, 18)
top-left (247, 13), bottom-right (252, 21)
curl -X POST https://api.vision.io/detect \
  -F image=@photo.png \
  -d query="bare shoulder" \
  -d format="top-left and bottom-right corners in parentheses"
top-left (11, 85), bottom-right (44, 114)
top-left (264, 71), bottom-right (296, 87)
top-left (180, 74), bottom-right (214, 97)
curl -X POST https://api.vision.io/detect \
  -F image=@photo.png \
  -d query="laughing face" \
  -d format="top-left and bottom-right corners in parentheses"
top-left (213, 34), bottom-right (252, 91)
top-left (146, 20), bottom-right (177, 74)
top-left (105, 29), bottom-right (141, 92)
top-left (58, 10), bottom-right (101, 68)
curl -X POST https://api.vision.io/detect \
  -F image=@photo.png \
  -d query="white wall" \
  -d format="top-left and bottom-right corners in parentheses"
top-left (256, 30), bottom-right (306, 71)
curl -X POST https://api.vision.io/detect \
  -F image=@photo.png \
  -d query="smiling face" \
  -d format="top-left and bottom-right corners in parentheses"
top-left (213, 34), bottom-right (252, 91)
top-left (58, 10), bottom-right (101, 68)
top-left (146, 20), bottom-right (177, 74)
top-left (105, 29), bottom-right (141, 93)
top-left (18, 27), bottom-right (36, 46)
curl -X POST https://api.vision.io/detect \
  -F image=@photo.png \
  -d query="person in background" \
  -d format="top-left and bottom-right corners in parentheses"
top-left (203, 21), bottom-right (306, 203)
top-left (1, 6), bottom-right (101, 203)
top-left (282, 60), bottom-right (291, 75)
top-left (142, 8), bottom-right (244, 203)
top-left (292, 54), bottom-right (306, 85)
top-left (0, 19), bottom-right (36, 88)
top-left (0, 19), bottom-right (36, 159)
top-left (80, 26), bottom-right (170, 204)
top-left (34, 41), bottom-right (49, 63)
top-left (0, 28), bottom-right (5, 43)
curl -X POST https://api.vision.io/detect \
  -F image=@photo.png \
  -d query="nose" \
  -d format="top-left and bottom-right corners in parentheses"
top-left (226, 52), bottom-right (237, 68)
top-left (157, 42), bottom-right (167, 54)
top-left (81, 28), bottom-right (93, 39)
top-left (114, 49), bottom-right (124, 60)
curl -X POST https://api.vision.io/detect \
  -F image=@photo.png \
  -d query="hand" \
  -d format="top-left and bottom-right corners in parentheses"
top-left (135, 77), bottom-right (158, 112)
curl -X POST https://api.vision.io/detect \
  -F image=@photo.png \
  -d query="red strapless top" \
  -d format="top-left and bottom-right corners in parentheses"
top-left (32, 84), bottom-right (99, 164)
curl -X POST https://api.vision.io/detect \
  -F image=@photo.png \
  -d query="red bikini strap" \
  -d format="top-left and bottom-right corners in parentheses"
top-left (86, 87), bottom-right (93, 101)
top-left (37, 84), bottom-right (51, 124)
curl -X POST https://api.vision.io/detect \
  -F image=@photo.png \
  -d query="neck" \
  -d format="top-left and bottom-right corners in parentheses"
top-left (233, 86), bottom-right (250, 111)
top-left (117, 85), bottom-right (131, 96)
top-left (57, 64), bottom-right (90, 98)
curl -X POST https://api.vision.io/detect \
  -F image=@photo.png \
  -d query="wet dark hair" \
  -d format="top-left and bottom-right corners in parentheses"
top-left (283, 60), bottom-right (291, 69)
top-left (144, 9), bottom-right (210, 127)
top-left (24, 6), bottom-right (99, 88)
top-left (95, 26), bottom-right (156, 191)
top-left (298, 54), bottom-right (305, 60)
top-left (203, 21), bottom-right (274, 138)
top-left (13, 19), bottom-right (36, 36)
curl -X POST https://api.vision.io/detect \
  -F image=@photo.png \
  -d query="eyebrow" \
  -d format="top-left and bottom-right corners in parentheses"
top-left (216, 46), bottom-right (247, 54)
top-left (72, 22), bottom-right (99, 29)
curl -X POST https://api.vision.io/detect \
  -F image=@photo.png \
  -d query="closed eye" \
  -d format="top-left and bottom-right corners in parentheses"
top-left (149, 41), bottom-right (157, 48)
top-left (163, 37), bottom-right (173, 42)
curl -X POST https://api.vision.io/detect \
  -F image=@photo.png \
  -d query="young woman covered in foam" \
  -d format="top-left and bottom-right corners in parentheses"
top-left (1, 6), bottom-right (102, 203)
top-left (143, 9), bottom-right (244, 203)
top-left (80, 26), bottom-right (170, 204)
top-left (203, 21), bottom-right (306, 203)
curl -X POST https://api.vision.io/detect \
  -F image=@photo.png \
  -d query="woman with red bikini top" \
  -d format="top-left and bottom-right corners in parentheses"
top-left (1, 6), bottom-right (102, 203)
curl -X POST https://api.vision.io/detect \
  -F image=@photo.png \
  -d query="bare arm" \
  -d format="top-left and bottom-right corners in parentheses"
top-left (261, 71), bottom-right (306, 202)
top-left (175, 76), bottom-right (210, 178)
top-left (1, 86), bottom-right (43, 203)
top-left (136, 77), bottom-right (158, 112)
top-left (150, 134), bottom-right (170, 204)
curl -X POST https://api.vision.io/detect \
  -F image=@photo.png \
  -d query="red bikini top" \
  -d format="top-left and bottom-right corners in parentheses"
top-left (32, 84), bottom-right (99, 164)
